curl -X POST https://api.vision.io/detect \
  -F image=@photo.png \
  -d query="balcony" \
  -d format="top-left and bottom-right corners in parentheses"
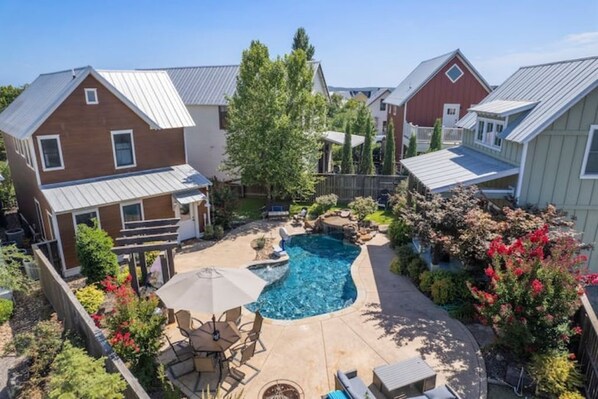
top-left (404, 122), bottom-right (463, 153)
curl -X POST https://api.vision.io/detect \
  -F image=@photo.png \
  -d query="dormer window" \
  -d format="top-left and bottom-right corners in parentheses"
top-left (581, 125), bottom-right (598, 178)
top-left (475, 117), bottom-right (503, 150)
top-left (85, 88), bottom-right (98, 105)
top-left (446, 64), bottom-right (464, 83)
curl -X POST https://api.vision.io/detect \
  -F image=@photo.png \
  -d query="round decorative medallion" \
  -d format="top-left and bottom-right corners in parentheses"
top-left (259, 379), bottom-right (304, 399)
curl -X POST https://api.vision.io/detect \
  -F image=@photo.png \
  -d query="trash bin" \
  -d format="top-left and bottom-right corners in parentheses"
top-left (5, 228), bottom-right (24, 247)
top-left (24, 260), bottom-right (40, 281)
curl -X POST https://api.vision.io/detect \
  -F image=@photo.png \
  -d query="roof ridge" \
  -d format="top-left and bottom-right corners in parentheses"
top-left (420, 49), bottom-right (458, 64)
top-left (97, 69), bottom-right (168, 74)
top-left (38, 66), bottom-right (91, 76)
top-left (143, 60), bottom-right (320, 71)
top-left (519, 54), bottom-right (598, 69)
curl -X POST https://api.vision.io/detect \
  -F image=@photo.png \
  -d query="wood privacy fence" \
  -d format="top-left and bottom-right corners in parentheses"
top-left (34, 246), bottom-right (150, 399)
top-left (313, 174), bottom-right (406, 202)
top-left (577, 293), bottom-right (598, 399)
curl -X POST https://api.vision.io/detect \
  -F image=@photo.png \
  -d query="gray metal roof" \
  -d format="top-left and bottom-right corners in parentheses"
top-left (41, 164), bottom-right (211, 214)
top-left (0, 67), bottom-right (194, 139)
top-left (174, 190), bottom-right (206, 205)
top-left (468, 100), bottom-right (538, 117)
top-left (153, 61), bottom-right (327, 105)
top-left (385, 49), bottom-right (490, 107)
top-left (366, 88), bottom-right (391, 107)
top-left (322, 131), bottom-right (365, 147)
top-left (400, 146), bottom-right (519, 193)
top-left (458, 56), bottom-right (598, 143)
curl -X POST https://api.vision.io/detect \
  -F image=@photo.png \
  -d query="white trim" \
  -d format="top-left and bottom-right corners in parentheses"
top-left (84, 88), bottom-right (98, 105)
top-left (64, 266), bottom-right (82, 278)
top-left (110, 129), bottom-right (137, 169)
top-left (515, 142), bottom-right (528, 202)
top-left (37, 134), bottom-right (65, 171)
top-left (474, 117), bottom-right (503, 151)
top-left (580, 125), bottom-right (598, 179)
top-left (119, 200), bottom-right (144, 229)
top-left (28, 137), bottom-right (42, 185)
top-left (205, 187), bottom-right (212, 226)
top-left (33, 198), bottom-right (46, 240)
top-left (45, 210), bottom-right (54, 240)
top-left (72, 208), bottom-right (101, 230)
top-left (49, 210), bottom-right (67, 276)
top-left (445, 63), bottom-right (464, 83)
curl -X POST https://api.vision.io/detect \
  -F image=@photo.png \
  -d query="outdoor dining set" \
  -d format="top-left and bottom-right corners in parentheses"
top-left (155, 266), bottom-right (268, 391)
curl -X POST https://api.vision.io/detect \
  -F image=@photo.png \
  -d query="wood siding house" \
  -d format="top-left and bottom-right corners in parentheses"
top-left (0, 67), bottom-right (211, 276)
top-left (401, 56), bottom-right (598, 270)
top-left (367, 88), bottom-right (391, 134)
top-left (385, 49), bottom-right (491, 159)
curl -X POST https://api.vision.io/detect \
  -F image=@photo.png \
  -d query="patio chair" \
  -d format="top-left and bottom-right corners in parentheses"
top-left (175, 310), bottom-right (203, 338)
top-left (376, 189), bottom-right (391, 209)
top-left (218, 306), bottom-right (242, 326)
top-left (223, 338), bottom-right (260, 385)
top-left (239, 311), bottom-right (266, 352)
top-left (164, 333), bottom-right (193, 364)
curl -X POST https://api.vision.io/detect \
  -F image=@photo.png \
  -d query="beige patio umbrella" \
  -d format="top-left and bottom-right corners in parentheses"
top-left (156, 266), bottom-right (267, 336)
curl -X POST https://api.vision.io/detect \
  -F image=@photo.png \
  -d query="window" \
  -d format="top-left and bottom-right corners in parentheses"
top-left (581, 125), bottom-right (598, 178)
top-left (445, 64), bottom-right (464, 83)
top-left (23, 140), bottom-right (33, 168)
top-left (13, 137), bottom-right (20, 154)
top-left (218, 106), bottom-right (228, 130)
top-left (73, 210), bottom-right (99, 229)
top-left (111, 130), bottom-right (136, 169)
top-left (382, 121), bottom-right (387, 132)
top-left (121, 202), bottom-right (143, 226)
top-left (380, 101), bottom-right (386, 111)
top-left (37, 135), bottom-right (64, 171)
top-left (447, 108), bottom-right (456, 115)
top-left (475, 117), bottom-right (504, 150)
top-left (85, 88), bottom-right (98, 105)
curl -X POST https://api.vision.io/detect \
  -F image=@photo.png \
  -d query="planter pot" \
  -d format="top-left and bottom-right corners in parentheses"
top-left (23, 260), bottom-right (40, 281)
top-left (5, 228), bottom-right (24, 247)
top-left (0, 287), bottom-right (13, 300)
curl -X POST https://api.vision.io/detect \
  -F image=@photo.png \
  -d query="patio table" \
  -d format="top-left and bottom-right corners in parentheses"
top-left (373, 356), bottom-right (436, 398)
top-left (190, 321), bottom-right (241, 352)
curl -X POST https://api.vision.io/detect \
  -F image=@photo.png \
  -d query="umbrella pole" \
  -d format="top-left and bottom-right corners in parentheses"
top-left (212, 314), bottom-right (220, 341)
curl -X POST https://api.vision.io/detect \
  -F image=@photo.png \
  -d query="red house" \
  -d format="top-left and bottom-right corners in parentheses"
top-left (385, 49), bottom-right (491, 159)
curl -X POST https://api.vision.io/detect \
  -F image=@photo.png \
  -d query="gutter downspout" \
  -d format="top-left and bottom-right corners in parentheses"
top-left (515, 141), bottom-right (528, 204)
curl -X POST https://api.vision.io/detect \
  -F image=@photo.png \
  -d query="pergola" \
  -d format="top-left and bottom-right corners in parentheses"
top-left (112, 218), bottom-right (180, 295)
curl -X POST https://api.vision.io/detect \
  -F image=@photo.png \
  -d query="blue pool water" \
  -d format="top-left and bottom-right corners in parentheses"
top-left (246, 234), bottom-right (360, 320)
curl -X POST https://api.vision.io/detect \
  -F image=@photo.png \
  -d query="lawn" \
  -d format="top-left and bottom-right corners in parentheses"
top-left (365, 209), bottom-right (394, 225)
top-left (234, 197), bottom-right (267, 221)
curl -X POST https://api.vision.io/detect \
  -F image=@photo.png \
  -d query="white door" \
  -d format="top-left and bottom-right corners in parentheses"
top-left (442, 104), bottom-right (460, 128)
top-left (177, 203), bottom-right (197, 242)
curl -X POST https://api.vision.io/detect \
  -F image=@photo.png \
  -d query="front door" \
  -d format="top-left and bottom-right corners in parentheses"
top-left (442, 103), bottom-right (460, 128)
top-left (177, 203), bottom-right (197, 242)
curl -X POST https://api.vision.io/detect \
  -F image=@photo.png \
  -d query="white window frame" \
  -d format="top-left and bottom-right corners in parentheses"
top-left (580, 125), bottom-right (598, 179)
top-left (474, 117), bottom-right (504, 151)
top-left (12, 137), bottom-right (20, 155)
top-left (37, 134), bottom-right (65, 171)
top-left (33, 198), bottom-right (46, 240)
top-left (72, 208), bottom-right (101, 230)
top-left (445, 63), bottom-right (464, 83)
top-left (110, 129), bottom-right (136, 169)
top-left (120, 201), bottom-right (144, 229)
top-left (46, 210), bottom-right (55, 240)
top-left (84, 88), bottom-right (98, 105)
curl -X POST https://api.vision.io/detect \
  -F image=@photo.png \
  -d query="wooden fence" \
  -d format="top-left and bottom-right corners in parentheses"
top-left (34, 246), bottom-right (150, 399)
top-left (577, 292), bottom-right (598, 399)
top-left (313, 173), bottom-right (406, 202)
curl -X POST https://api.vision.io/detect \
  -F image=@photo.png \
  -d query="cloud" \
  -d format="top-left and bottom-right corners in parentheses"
top-left (475, 31), bottom-right (598, 85)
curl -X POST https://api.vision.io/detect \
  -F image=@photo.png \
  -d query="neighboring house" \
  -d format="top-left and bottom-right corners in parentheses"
top-left (366, 88), bottom-right (391, 133)
top-left (401, 56), bottom-right (598, 270)
top-left (0, 66), bottom-right (211, 276)
top-left (385, 49), bottom-right (491, 159)
top-left (155, 62), bottom-right (330, 182)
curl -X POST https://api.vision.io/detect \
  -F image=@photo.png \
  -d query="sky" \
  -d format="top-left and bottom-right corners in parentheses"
top-left (0, 1), bottom-right (597, 88)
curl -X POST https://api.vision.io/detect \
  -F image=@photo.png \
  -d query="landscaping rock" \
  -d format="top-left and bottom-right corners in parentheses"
top-left (378, 224), bottom-right (389, 234)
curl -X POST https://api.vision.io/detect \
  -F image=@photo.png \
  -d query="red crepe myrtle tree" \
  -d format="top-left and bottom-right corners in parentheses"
top-left (470, 225), bottom-right (589, 358)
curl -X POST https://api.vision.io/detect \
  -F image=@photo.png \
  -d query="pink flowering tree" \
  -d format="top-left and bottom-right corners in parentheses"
top-left (470, 225), bottom-right (589, 358)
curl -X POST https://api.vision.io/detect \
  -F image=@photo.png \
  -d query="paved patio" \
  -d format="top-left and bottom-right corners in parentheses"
top-left (162, 221), bottom-right (486, 399)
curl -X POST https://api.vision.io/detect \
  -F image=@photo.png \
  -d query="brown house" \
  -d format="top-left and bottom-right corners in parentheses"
top-left (385, 49), bottom-right (491, 159)
top-left (0, 67), bottom-right (211, 276)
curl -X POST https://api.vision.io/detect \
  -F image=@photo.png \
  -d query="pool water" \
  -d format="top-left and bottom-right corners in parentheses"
top-left (246, 234), bottom-right (360, 320)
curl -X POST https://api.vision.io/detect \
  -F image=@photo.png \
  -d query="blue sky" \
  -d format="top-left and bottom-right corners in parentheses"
top-left (1, 1), bottom-right (597, 87)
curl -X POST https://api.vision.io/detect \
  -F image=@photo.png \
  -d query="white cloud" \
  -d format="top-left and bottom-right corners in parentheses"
top-left (475, 31), bottom-right (598, 85)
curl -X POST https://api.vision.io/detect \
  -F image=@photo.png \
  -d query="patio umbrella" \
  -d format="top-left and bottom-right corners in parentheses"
top-left (155, 266), bottom-right (267, 336)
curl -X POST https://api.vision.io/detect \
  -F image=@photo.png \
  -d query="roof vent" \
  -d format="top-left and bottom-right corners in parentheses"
top-left (71, 69), bottom-right (76, 79)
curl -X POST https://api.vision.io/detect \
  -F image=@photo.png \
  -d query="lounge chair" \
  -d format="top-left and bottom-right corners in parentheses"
top-left (420, 385), bottom-right (461, 399)
top-left (334, 369), bottom-right (375, 399)
top-left (376, 189), bottom-right (391, 209)
top-left (239, 311), bottom-right (266, 352)
top-left (266, 204), bottom-right (290, 219)
top-left (175, 310), bottom-right (203, 338)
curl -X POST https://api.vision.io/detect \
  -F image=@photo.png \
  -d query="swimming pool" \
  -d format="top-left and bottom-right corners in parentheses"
top-left (246, 234), bottom-right (360, 320)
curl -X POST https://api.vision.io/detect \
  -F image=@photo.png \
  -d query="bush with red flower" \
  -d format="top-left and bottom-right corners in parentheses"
top-left (470, 225), bottom-right (588, 358)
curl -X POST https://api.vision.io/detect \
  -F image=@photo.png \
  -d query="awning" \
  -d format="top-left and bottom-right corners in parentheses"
top-left (400, 146), bottom-right (519, 193)
top-left (173, 190), bottom-right (206, 205)
top-left (322, 131), bottom-right (365, 148)
top-left (468, 100), bottom-right (537, 117)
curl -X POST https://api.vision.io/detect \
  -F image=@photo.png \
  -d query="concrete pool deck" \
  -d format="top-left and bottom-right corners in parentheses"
top-left (162, 220), bottom-right (486, 399)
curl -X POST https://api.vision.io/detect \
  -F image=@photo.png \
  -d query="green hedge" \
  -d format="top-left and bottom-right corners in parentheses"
top-left (0, 298), bottom-right (13, 324)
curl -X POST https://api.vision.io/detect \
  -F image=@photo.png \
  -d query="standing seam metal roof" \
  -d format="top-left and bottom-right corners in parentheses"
top-left (458, 56), bottom-right (598, 143)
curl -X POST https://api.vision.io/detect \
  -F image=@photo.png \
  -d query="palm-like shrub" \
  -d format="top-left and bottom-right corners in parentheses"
top-left (529, 351), bottom-right (583, 397)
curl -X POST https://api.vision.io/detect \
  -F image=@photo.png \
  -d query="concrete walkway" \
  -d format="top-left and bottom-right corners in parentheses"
top-left (165, 221), bottom-right (486, 399)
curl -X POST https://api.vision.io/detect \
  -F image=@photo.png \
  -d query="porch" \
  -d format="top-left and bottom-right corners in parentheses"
top-left (403, 122), bottom-right (463, 153)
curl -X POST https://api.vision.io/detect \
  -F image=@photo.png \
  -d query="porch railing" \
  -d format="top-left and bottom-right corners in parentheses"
top-left (404, 122), bottom-right (463, 150)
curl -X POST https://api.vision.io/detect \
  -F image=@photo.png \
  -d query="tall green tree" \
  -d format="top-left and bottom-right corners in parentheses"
top-left (292, 27), bottom-right (315, 61)
top-left (406, 133), bottom-right (418, 158)
top-left (0, 85), bottom-right (25, 112)
top-left (429, 118), bottom-right (443, 152)
top-left (358, 115), bottom-right (375, 174)
top-left (352, 102), bottom-right (369, 136)
top-left (224, 41), bottom-right (327, 200)
top-left (341, 121), bottom-right (354, 174)
top-left (382, 119), bottom-right (396, 174)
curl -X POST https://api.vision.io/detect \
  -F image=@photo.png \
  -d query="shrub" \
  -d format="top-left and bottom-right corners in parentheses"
top-left (447, 302), bottom-right (476, 322)
top-left (204, 225), bottom-right (214, 240)
top-left (75, 285), bottom-right (105, 314)
top-left (529, 351), bottom-right (583, 397)
top-left (431, 278), bottom-right (458, 305)
top-left (145, 251), bottom-right (159, 268)
top-left (559, 391), bottom-right (585, 399)
top-left (388, 218), bottom-right (411, 248)
top-left (348, 196), bottom-right (377, 223)
top-left (311, 194), bottom-right (338, 216)
top-left (390, 244), bottom-right (417, 276)
top-left (76, 222), bottom-right (119, 283)
top-left (212, 181), bottom-right (237, 229)
top-left (255, 235), bottom-right (266, 250)
top-left (48, 342), bottom-right (126, 399)
top-left (214, 225), bottom-right (225, 240)
top-left (407, 257), bottom-right (427, 285)
top-left (419, 271), bottom-right (434, 294)
top-left (0, 298), bottom-right (13, 324)
top-left (0, 244), bottom-right (32, 292)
